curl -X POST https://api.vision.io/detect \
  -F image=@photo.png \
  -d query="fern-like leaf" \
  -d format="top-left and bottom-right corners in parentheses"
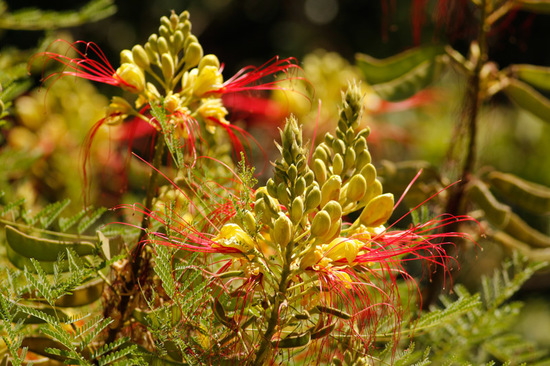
top-left (77, 207), bottom-right (107, 234)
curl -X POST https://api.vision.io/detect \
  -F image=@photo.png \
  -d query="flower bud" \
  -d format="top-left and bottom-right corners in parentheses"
top-left (144, 43), bottom-right (159, 65)
top-left (184, 34), bottom-right (199, 49)
top-left (321, 218), bottom-right (341, 242)
top-left (172, 30), bottom-right (184, 51)
top-left (242, 210), bottom-right (257, 233)
top-left (164, 93), bottom-right (180, 113)
top-left (332, 139), bottom-right (345, 155)
top-left (161, 53), bottom-right (175, 80)
top-left (159, 24), bottom-right (170, 39)
top-left (332, 153), bottom-right (344, 175)
top-left (290, 197), bottom-right (304, 224)
top-left (359, 193), bottom-right (394, 228)
top-left (199, 54), bottom-right (221, 70)
top-left (179, 10), bottom-right (190, 22)
top-left (322, 201), bottom-right (342, 224)
top-left (294, 177), bottom-right (306, 197)
top-left (277, 183), bottom-right (290, 206)
top-left (305, 187), bottom-right (321, 212)
top-left (311, 210), bottom-right (331, 238)
top-left (120, 49), bottom-right (133, 64)
top-left (147, 34), bottom-right (159, 52)
top-left (320, 175), bottom-right (342, 207)
top-left (287, 164), bottom-right (297, 182)
top-left (157, 36), bottom-right (169, 55)
top-left (116, 63), bottom-right (145, 93)
top-left (360, 163), bottom-right (377, 186)
top-left (266, 178), bottom-right (277, 198)
top-left (356, 150), bottom-right (372, 170)
top-left (170, 12), bottom-right (179, 29)
top-left (344, 148), bottom-right (356, 171)
top-left (354, 136), bottom-right (367, 154)
top-left (132, 45), bottom-right (150, 69)
top-left (273, 214), bottom-right (292, 247)
top-left (346, 174), bottom-right (367, 202)
top-left (313, 145), bottom-right (328, 162)
top-left (304, 170), bottom-right (315, 186)
top-left (185, 42), bottom-right (203, 69)
top-left (313, 159), bottom-right (327, 186)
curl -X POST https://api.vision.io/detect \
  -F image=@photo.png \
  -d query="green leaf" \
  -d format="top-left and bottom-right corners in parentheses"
top-left (509, 64), bottom-right (550, 92)
top-left (0, 0), bottom-right (116, 30)
top-left (5, 225), bottom-right (97, 261)
top-left (356, 45), bottom-right (446, 101)
top-left (504, 78), bottom-right (550, 123)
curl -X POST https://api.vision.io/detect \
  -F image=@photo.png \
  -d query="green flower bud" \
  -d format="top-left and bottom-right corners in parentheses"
top-left (344, 148), bottom-right (356, 171)
top-left (179, 10), bottom-right (190, 22)
top-left (310, 210), bottom-right (331, 238)
top-left (184, 34), bottom-right (199, 49)
top-left (356, 150), bottom-right (372, 170)
top-left (313, 145), bottom-right (328, 162)
top-left (267, 178), bottom-right (277, 198)
top-left (360, 179), bottom-right (383, 206)
top-left (323, 201), bottom-right (342, 223)
top-left (304, 170), bottom-right (315, 186)
top-left (321, 218), bottom-right (341, 242)
top-left (159, 24), bottom-right (171, 39)
top-left (321, 175), bottom-right (342, 207)
top-left (345, 128), bottom-right (355, 145)
top-left (132, 45), bottom-right (150, 69)
top-left (157, 37), bottom-right (169, 55)
top-left (324, 132), bottom-right (335, 146)
top-left (277, 183), bottom-right (290, 206)
top-left (346, 174), bottom-right (367, 202)
top-left (273, 214), bottom-right (292, 247)
top-left (313, 159), bottom-right (327, 186)
top-left (185, 42), bottom-right (203, 69)
top-left (359, 193), bottom-right (394, 228)
top-left (354, 136), bottom-right (367, 155)
top-left (360, 163), bottom-right (377, 186)
top-left (263, 194), bottom-right (280, 215)
top-left (243, 210), bottom-right (257, 233)
top-left (305, 187), bottom-right (321, 212)
top-left (294, 177), bottom-right (306, 197)
top-left (332, 139), bottom-right (346, 156)
top-left (148, 34), bottom-right (159, 51)
top-left (288, 164), bottom-right (297, 182)
top-left (199, 54), bottom-right (221, 70)
top-left (170, 12), bottom-right (179, 29)
top-left (172, 30), bottom-right (184, 51)
top-left (179, 20), bottom-right (191, 35)
top-left (161, 53), bottom-right (175, 80)
top-left (290, 197), bottom-right (304, 224)
top-left (144, 43), bottom-right (159, 65)
top-left (357, 128), bottom-right (370, 139)
top-left (332, 153), bottom-right (344, 176)
top-left (120, 49), bottom-right (133, 64)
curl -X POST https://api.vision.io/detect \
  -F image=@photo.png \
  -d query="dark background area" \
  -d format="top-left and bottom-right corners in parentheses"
top-left (4, 0), bottom-right (550, 77)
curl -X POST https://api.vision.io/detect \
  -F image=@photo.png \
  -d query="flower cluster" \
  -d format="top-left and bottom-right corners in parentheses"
top-left (31, 10), bottom-right (300, 163)
top-left (148, 83), bottom-right (475, 363)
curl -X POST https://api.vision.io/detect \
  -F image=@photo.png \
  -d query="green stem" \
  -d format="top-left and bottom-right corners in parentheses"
top-left (253, 240), bottom-right (295, 365)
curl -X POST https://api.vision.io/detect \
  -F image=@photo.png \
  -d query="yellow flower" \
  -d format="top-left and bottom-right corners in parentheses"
top-left (321, 237), bottom-right (363, 264)
top-left (115, 63), bottom-right (145, 93)
top-left (192, 65), bottom-right (223, 97)
top-left (212, 223), bottom-right (256, 253)
top-left (196, 98), bottom-right (229, 133)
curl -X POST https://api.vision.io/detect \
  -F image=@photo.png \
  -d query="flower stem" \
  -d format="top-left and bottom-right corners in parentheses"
top-left (253, 240), bottom-right (295, 365)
